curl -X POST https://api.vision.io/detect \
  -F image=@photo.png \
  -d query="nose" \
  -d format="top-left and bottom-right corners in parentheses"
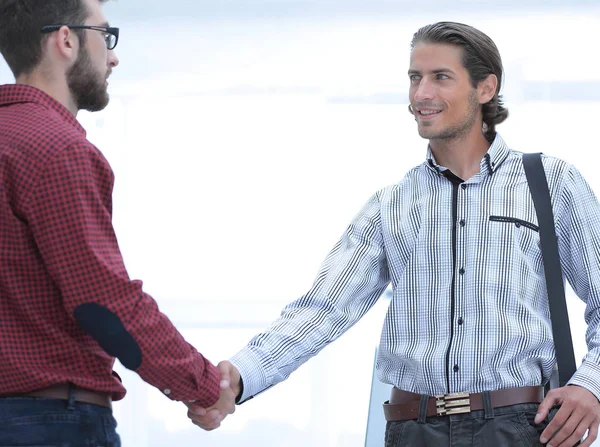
top-left (108, 50), bottom-right (119, 68)
top-left (413, 77), bottom-right (435, 102)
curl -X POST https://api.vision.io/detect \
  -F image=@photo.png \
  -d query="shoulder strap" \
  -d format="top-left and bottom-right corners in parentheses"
top-left (522, 152), bottom-right (576, 387)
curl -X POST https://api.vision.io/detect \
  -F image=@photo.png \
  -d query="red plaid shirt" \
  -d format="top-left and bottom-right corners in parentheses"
top-left (0, 84), bottom-right (219, 405)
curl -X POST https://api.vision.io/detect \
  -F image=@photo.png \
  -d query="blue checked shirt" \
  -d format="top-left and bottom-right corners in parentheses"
top-left (230, 134), bottom-right (600, 402)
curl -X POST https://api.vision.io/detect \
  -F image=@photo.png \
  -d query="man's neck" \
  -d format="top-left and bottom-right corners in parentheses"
top-left (16, 71), bottom-right (78, 116)
top-left (429, 131), bottom-right (491, 181)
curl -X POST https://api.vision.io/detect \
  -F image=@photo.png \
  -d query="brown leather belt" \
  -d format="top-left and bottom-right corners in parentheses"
top-left (2, 383), bottom-right (112, 409)
top-left (384, 386), bottom-right (543, 421)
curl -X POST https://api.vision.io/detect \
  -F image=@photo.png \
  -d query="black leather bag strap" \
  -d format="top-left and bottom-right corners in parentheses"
top-left (522, 152), bottom-right (577, 387)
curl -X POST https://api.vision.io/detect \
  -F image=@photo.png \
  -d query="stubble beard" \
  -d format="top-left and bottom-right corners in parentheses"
top-left (418, 90), bottom-right (480, 142)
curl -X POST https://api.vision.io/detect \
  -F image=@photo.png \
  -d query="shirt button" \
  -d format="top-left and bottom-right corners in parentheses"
top-left (515, 222), bottom-right (521, 228)
top-left (458, 317), bottom-right (464, 325)
top-left (163, 389), bottom-right (171, 395)
top-left (459, 219), bottom-right (465, 227)
top-left (459, 268), bottom-right (465, 275)
top-left (453, 364), bottom-right (460, 373)
top-left (461, 184), bottom-right (467, 190)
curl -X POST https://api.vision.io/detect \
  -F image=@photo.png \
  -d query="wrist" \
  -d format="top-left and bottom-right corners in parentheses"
top-left (234, 377), bottom-right (243, 403)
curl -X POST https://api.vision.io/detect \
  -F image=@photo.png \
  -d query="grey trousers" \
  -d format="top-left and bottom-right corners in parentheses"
top-left (384, 402), bottom-right (560, 447)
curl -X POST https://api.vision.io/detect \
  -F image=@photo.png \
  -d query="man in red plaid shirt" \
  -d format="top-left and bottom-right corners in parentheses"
top-left (0, 0), bottom-right (234, 444)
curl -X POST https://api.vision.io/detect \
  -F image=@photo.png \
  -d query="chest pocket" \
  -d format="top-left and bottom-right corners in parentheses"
top-left (488, 215), bottom-right (542, 267)
top-left (489, 215), bottom-right (539, 233)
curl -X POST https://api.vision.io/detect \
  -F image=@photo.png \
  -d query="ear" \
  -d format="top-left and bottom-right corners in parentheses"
top-left (477, 73), bottom-right (497, 104)
top-left (46, 26), bottom-right (79, 63)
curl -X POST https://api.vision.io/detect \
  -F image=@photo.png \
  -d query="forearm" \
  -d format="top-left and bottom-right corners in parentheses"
top-left (230, 192), bottom-right (389, 402)
top-left (230, 253), bottom-right (389, 400)
top-left (73, 284), bottom-right (220, 405)
top-left (568, 309), bottom-right (600, 401)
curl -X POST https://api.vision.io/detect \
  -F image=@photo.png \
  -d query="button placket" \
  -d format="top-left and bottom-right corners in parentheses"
top-left (451, 181), bottom-right (469, 391)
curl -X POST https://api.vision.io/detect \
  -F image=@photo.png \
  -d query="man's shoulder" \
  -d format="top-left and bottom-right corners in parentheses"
top-left (371, 163), bottom-right (429, 202)
top-left (0, 102), bottom-right (107, 199)
top-left (384, 162), bottom-right (430, 189)
top-left (516, 150), bottom-right (575, 180)
top-left (0, 102), bottom-right (95, 163)
top-left (506, 146), bottom-right (571, 168)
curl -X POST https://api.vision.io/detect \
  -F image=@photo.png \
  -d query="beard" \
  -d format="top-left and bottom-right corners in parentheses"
top-left (417, 90), bottom-right (480, 141)
top-left (66, 45), bottom-right (109, 112)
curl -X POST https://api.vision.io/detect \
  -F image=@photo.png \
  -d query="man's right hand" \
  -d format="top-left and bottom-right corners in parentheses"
top-left (184, 361), bottom-right (241, 430)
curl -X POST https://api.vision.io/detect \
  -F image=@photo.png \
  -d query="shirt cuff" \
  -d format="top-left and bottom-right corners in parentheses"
top-left (567, 360), bottom-right (600, 402)
top-left (229, 347), bottom-right (270, 404)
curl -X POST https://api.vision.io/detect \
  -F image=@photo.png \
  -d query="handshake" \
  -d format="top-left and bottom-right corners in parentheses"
top-left (184, 361), bottom-right (241, 431)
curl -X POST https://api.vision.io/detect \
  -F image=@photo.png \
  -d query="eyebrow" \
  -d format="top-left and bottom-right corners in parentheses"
top-left (408, 68), bottom-right (457, 76)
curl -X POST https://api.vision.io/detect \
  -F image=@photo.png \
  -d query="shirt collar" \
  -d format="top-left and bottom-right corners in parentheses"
top-left (0, 84), bottom-right (86, 136)
top-left (425, 133), bottom-right (510, 177)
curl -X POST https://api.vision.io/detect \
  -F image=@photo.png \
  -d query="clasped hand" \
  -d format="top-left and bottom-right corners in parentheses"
top-left (184, 361), bottom-right (241, 431)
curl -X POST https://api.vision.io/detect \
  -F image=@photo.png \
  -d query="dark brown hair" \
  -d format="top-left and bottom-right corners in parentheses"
top-left (411, 21), bottom-right (508, 142)
top-left (0, 0), bottom-right (105, 77)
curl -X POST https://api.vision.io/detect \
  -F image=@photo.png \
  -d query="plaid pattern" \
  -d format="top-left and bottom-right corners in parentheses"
top-left (0, 84), bottom-right (219, 406)
top-left (231, 134), bottom-right (600, 403)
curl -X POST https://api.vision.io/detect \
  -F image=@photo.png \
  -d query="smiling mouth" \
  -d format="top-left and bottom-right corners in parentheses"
top-left (417, 109), bottom-right (442, 117)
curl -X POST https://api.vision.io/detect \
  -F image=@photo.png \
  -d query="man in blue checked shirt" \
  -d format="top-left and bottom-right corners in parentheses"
top-left (186, 21), bottom-right (600, 446)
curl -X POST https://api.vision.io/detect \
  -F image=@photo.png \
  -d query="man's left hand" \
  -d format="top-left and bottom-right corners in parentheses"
top-left (535, 385), bottom-right (600, 446)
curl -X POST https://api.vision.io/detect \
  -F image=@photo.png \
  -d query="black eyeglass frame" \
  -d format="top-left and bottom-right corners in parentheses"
top-left (41, 25), bottom-right (119, 50)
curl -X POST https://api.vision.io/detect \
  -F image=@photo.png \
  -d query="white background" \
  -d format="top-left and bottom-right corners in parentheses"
top-left (1, 1), bottom-right (599, 445)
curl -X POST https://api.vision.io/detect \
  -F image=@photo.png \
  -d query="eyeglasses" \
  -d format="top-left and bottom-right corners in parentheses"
top-left (41, 25), bottom-right (119, 50)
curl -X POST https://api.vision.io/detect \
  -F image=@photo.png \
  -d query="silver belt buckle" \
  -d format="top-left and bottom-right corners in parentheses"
top-left (435, 392), bottom-right (471, 416)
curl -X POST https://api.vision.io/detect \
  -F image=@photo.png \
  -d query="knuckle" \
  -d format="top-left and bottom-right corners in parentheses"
top-left (565, 423), bottom-right (578, 433)
top-left (575, 428), bottom-right (587, 438)
top-left (187, 410), bottom-right (200, 420)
